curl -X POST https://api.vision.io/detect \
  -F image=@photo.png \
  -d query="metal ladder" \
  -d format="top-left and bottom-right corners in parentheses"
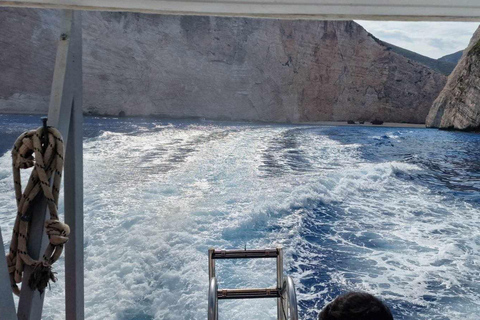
top-left (208, 247), bottom-right (298, 320)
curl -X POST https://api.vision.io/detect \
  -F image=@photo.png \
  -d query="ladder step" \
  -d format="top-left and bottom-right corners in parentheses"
top-left (212, 249), bottom-right (279, 259)
top-left (217, 288), bottom-right (281, 300)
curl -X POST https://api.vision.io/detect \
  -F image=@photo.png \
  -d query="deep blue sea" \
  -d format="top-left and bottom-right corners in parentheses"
top-left (1, 114), bottom-right (479, 320)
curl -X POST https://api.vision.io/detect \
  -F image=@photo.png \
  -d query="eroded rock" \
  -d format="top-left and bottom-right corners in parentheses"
top-left (426, 27), bottom-right (480, 130)
top-left (0, 9), bottom-right (446, 123)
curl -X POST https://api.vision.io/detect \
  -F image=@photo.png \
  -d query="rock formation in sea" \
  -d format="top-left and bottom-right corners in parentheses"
top-left (426, 27), bottom-right (480, 130)
top-left (0, 8), bottom-right (447, 123)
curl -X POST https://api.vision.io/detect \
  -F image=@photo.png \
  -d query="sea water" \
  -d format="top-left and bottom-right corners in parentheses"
top-left (0, 114), bottom-right (479, 320)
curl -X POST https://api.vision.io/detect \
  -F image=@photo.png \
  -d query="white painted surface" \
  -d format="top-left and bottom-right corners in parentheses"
top-left (63, 12), bottom-right (84, 320)
top-left (0, 228), bottom-right (17, 320)
top-left (16, 10), bottom-right (84, 320)
top-left (0, 0), bottom-right (480, 20)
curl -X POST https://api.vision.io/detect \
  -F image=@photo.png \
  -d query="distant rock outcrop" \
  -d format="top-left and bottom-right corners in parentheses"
top-left (438, 50), bottom-right (464, 65)
top-left (426, 27), bottom-right (480, 131)
top-left (0, 8), bottom-right (447, 123)
top-left (373, 37), bottom-right (457, 75)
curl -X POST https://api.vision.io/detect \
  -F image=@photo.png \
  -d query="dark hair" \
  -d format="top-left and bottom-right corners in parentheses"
top-left (319, 292), bottom-right (393, 320)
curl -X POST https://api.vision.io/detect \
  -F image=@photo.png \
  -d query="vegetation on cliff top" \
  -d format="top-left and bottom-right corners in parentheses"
top-left (368, 33), bottom-right (458, 75)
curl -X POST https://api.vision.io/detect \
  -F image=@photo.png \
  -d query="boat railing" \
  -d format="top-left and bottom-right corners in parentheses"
top-left (207, 247), bottom-right (298, 320)
top-left (280, 276), bottom-right (299, 320)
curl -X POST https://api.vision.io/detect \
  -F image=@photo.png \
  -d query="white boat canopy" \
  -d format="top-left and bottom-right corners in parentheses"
top-left (1, 0), bottom-right (480, 20)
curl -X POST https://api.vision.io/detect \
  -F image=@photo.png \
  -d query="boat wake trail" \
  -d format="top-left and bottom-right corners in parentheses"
top-left (0, 116), bottom-right (479, 320)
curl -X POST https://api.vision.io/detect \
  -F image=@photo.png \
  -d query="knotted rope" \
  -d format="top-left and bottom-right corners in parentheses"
top-left (6, 126), bottom-right (69, 295)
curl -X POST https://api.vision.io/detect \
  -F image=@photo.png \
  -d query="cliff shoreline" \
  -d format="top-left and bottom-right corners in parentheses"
top-left (1, 9), bottom-right (446, 124)
top-left (0, 111), bottom-right (427, 129)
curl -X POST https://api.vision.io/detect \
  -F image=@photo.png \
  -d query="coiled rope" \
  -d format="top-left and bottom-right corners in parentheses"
top-left (6, 126), bottom-right (70, 295)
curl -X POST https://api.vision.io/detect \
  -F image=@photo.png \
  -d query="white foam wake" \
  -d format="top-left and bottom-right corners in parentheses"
top-left (0, 123), bottom-right (478, 320)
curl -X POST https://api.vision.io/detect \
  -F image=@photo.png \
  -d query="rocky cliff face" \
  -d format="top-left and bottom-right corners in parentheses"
top-left (426, 27), bottom-right (480, 130)
top-left (0, 8), bottom-right (446, 123)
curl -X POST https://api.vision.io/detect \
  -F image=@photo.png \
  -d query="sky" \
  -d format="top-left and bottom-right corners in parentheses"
top-left (356, 21), bottom-right (479, 59)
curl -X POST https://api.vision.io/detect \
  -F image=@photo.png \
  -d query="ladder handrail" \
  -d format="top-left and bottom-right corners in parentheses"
top-left (281, 276), bottom-right (299, 320)
top-left (208, 277), bottom-right (218, 320)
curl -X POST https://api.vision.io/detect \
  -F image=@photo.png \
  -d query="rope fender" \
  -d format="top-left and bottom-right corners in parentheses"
top-left (5, 126), bottom-right (69, 295)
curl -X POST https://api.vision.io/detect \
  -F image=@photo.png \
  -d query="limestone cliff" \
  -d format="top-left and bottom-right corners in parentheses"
top-left (426, 27), bottom-right (480, 130)
top-left (0, 8), bottom-right (446, 123)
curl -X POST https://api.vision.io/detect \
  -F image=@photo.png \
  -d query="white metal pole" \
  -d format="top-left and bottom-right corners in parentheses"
top-left (17, 9), bottom-right (83, 320)
top-left (63, 10), bottom-right (84, 320)
top-left (0, 228), bottom-right (17, 320)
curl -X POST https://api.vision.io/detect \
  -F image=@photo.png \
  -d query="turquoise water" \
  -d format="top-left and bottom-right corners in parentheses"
top-left (1, 114), bottom-right (479, 320)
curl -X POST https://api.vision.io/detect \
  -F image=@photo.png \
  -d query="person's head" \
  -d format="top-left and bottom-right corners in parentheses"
top-left (319, 292), bottom-right (393, 320)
